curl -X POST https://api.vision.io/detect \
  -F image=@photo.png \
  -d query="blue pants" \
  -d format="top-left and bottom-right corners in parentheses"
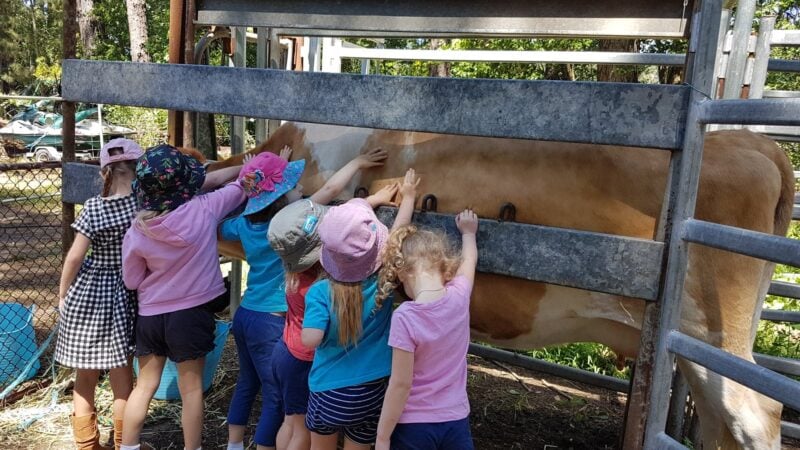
top-left (227, 307), bottom-right (285, 446)
top-left (391, 417), bottom-right (474, 450)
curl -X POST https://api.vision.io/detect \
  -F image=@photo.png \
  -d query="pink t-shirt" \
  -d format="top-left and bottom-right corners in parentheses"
top-left (284, 270), bottom-right (318, 362)
top-left (388, 275), bottom-right (472, 424)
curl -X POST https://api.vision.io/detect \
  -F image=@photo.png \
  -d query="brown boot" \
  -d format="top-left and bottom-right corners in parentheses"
top-left (113, 417), bottom-right (123, 450)
top-left (71, 412), bottom-right (107, 450)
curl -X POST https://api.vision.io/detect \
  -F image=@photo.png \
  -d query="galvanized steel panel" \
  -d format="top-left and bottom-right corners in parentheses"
top-left (197, 0), bottom-right (693, 38)
top-left (374, 207), bottom-right (664, 300)
top-left (667, 331), bottom-right (800, 412)
top-left (62, 60), bottom-right (689, 149)
top-left (62, 162), bottom-right (101, 204)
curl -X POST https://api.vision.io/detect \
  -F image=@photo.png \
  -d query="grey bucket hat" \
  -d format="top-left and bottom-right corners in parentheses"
top-left (268, 199), bottom-right (330, 273)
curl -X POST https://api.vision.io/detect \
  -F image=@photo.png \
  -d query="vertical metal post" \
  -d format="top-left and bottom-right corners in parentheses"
top-left (642, 0), bottom-right (723, 447)
top-left (748, 16), bottom-right (776, 99)
top-left (229, 26), bottom-right (246, 315)
top-left (255, 28), bottom-right (269, 144)
top-left (666, 368), bottom-right (691, 440)
top-left (61, 0), bottom-right (78, 257)
top-left (722, 0), bottom-right (756, 99)
top-left (97, 104), bottom-right (104, 148)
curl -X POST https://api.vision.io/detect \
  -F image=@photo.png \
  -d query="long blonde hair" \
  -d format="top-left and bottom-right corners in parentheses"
top-left (331, 280), bottom-right (364, 346)
top-left (377, 225), bottom-right (460, 305)
top-left (284, 263), bottom-right (324, 294)
top-left (134, 209), bottom-right (170, 237)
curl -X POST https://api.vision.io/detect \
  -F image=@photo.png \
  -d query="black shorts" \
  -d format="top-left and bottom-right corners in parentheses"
top-left (135, 303), bottom-right (215, 362)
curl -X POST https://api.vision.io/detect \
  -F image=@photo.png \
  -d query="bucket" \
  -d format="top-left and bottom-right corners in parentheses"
top-left (0, 304), bottom-right (40, 387)
top-left (134, 320), bottom-right (230, 400)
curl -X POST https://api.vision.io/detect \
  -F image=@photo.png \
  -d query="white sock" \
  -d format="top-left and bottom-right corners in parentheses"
top-left (227, 443), bottom-right (244, 450)
top-left (120, 445), bottom-right (140, 450)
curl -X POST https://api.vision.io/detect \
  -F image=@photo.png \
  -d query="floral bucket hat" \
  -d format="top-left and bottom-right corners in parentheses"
top-left (240, 152), bottom-right (306, 216)
top-left (133, 144), bottom-right (206, 212)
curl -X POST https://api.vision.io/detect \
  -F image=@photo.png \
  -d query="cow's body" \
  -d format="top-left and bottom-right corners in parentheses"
top-left (213, 123), bottom-right (794, 449)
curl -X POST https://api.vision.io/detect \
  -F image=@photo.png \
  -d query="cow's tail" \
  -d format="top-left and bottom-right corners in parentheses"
top-left (749, 131), bottom-right (795, 343)
top-left (762, 137), bottom-right (795, 237)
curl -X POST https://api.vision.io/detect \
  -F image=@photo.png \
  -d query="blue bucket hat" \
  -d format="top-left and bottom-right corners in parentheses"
top-left (240, 152), bottom-right (306, 216)
top-left (133, 144), bottom-right (206, 212)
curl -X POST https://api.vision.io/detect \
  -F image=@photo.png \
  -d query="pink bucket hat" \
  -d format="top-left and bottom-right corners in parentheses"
top-left (239, 152), bottom-right (305, 216)
top-left (100, 138), bottom-right (143, 168)
top-left (318, 198), bottom-right (388, 283)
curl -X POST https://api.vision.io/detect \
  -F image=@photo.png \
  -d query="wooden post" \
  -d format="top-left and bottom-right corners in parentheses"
top-left (182, 0), bottom-right (196, 148)
top-left (167, 0), bottom-right (185, 146)
top-left (61, 0), bottom-right (78, 256)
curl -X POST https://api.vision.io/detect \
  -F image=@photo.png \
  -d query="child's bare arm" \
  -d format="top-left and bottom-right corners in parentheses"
top-left (58, 234), bottom-right (90, 310)
top-left (391, 169), bottom-right (420, 231)
top-left (455, 209), bottom-right (479, 283)
top-left (309, 147), bottom-right (388, 205)
top-left (301, 328), bottom-right (325, 349)
top-left (202, 154), bottom-right (252, 191)
top-left (375, 348), bottom-right (414, 450)
top-left (365, 184), bottom-right (399, 209)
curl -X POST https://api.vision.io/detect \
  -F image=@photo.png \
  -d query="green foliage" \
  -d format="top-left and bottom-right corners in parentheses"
top-left (91, 0), bottom-right (170, 62)
top-left (103, 105), bottom-right (167, 148)
top-left (528, 342), bottom-right (631, 380)
top-left (0, 0), bottom-right (63, 94)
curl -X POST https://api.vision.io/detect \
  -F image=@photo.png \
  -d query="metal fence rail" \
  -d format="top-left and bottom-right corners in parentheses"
top-left (0, 163), bottom-right (62, 390)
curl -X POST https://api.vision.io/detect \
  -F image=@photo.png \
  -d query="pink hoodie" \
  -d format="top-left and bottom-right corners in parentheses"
top-left (122, 183), bottom-right (245, 316)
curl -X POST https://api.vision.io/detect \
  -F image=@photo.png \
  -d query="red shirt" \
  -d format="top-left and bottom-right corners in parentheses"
top-left (284, 270), bottom-right (318, 361)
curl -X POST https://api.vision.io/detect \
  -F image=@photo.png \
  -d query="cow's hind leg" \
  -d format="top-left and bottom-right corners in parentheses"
top-left (679, 361), bottom-right (782, 450)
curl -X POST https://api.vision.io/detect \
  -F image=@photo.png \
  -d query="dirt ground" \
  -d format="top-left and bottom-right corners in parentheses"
top-left (2, 335), bottom-right (798, 450)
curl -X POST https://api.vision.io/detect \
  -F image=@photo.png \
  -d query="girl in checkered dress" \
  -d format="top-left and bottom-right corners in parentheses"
top-left (55, 138), bottom-right (143, 450)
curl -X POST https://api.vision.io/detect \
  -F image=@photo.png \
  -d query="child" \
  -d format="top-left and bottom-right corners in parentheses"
top-left (223, 147), bottom-right (389, 450)
top-left (55, 138), bottom-right (142, 450)
top-left (120, 144), bottom-right (245, 450)
top-left (265, 187), bottom-right (399, 450)
top-left (301, 169), bottom-right (420, 450)
top-left (374, 210), bottom-right (479, 450)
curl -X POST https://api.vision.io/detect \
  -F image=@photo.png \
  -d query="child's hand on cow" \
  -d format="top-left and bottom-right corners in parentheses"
top-left (366, 184), bottom-right (399, 208)
top-left (399, 168), bottom-right (421, 199)
top-left (279, 145), bottom-right (293, 161)
top-left (456, 209), bottom-right (479, 235)
top-left (356, 147), bottom-right (388, 169)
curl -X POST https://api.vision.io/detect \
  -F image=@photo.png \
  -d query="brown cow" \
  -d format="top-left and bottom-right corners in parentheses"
top-left (212, 123), bottom-right (794, 449)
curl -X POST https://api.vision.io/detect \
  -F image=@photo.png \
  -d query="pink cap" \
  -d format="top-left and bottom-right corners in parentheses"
top-left (100, 138), bottom-right (144, 168)
top-left (318, 198), bottom-right (388, 283)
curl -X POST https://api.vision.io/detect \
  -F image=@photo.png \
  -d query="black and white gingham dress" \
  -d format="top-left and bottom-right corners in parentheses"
top-left (55, 194), bottom-right (137, 369)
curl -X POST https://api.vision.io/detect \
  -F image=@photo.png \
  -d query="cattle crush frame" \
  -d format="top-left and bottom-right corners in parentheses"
top-left (57, 0), bottom-right (800, 448)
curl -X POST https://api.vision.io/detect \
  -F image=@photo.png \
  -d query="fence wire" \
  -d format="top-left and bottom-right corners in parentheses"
top-left (0, 162), bottom-right (63, 391)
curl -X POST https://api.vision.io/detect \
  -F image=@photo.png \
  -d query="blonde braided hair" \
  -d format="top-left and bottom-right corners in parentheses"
top-left (377, 225), bottom-right (460, 307)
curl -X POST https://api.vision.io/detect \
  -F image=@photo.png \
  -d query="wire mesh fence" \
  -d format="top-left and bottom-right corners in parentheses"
top-left (0, 162), bottom-right (63, 393)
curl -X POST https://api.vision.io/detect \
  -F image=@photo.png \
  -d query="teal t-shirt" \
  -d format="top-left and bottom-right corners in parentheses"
top-left (219, 215), bottom-right (286, 313)
top-left (303, 275), bottom-right (393, 392)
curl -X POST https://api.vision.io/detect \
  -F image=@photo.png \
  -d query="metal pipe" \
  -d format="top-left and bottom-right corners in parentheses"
top-left (467, 343), bottom-right (630, 393)
top-left (723, 0), bottom-right (756, 99)
top-left (748, 16), bottom-right (775, 99)
top-left (767, 280), bottom-right (800, 300)
top-left (753, 353), bottom-right (800, 377)
top-left (699, 99), bottom-right (800, 125)
top-left (681, 219), bottom-right (800, 267)
top-left (641, 0), bottom-right (723, 447)
top-left (667, 331), bottom-right (800, 412)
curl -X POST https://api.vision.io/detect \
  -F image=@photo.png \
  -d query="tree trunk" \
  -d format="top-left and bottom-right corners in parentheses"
top-left (126, 0), bottom-right (150, 62)
top-left (597, 39), bottom-right (638, 82)
top-left (77, 0), bottom-right (97, 57)
top-left (428, 39), bottom-right (451, 77)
